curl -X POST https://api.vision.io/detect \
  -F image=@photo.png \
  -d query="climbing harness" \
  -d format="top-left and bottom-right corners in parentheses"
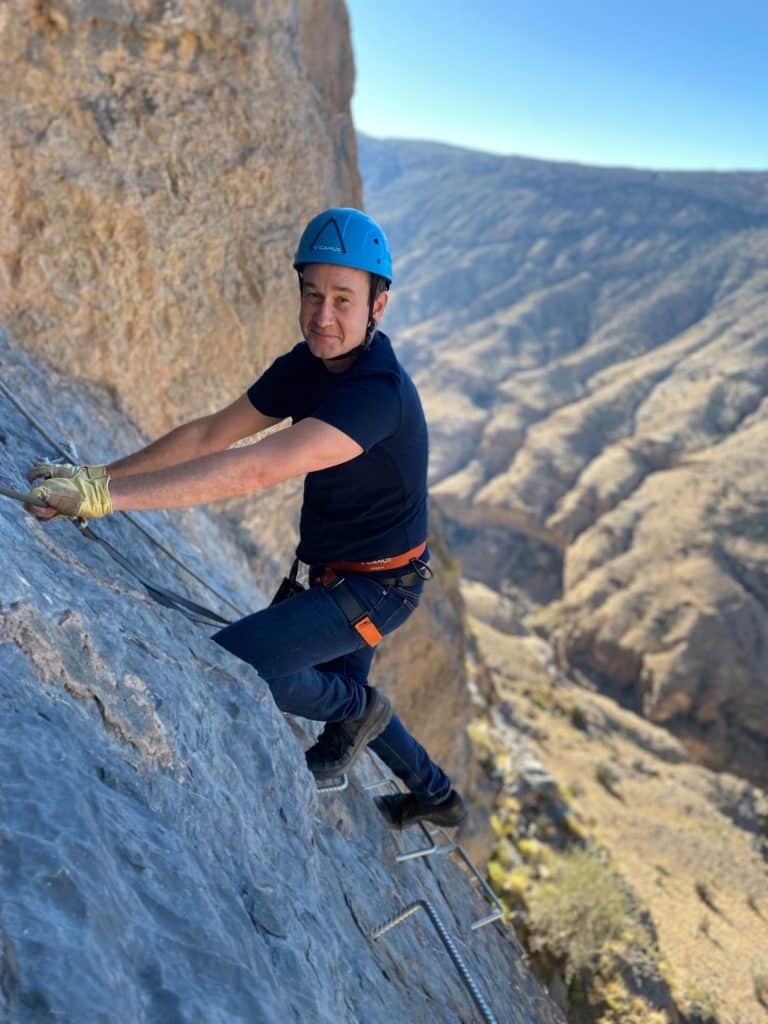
top-left (271, 550), bottom-right (433, 649)
top-left (323, 540), bottom-right (429, 574)
top-left (0, 375), bottom-right (243, 628)
top-left (269, 557), bottom-right (306, 605)
top-left (314, 567), bottom-right (383, 647)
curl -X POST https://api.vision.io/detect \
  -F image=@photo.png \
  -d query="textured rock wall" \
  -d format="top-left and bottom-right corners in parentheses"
top-left (0, 0), bottom-right (488, 863)
top-left (0, 329), bottom-right (563, 1023)
top-left (0, 0), bottom-right (360, 437)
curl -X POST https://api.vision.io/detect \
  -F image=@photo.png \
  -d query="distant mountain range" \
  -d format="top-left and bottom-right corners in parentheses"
top-left (358, 133), bottom-right (768, 787)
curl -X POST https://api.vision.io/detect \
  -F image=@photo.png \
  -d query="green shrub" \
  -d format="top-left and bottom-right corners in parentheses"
top-left (527, 849), bottom-right (632, 980)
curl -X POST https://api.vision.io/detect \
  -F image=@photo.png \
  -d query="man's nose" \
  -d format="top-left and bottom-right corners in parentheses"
top-left (314, 299), bottom-right (335, 325)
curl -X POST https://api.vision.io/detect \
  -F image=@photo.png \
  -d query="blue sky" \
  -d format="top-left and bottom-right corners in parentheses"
top-left (346, 0), bottom-right (768, 171)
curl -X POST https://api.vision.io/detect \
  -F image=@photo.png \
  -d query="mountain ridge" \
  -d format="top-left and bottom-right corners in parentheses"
top-left (359, 132), bottom-right (768, 787)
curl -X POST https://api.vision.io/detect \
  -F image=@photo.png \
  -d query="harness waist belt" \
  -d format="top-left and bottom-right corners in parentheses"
top-left (325, 541), bottom-right (427, 574)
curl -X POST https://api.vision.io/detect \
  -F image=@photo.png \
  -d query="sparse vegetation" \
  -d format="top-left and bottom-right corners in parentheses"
top-left (683, 985), bottom-right (720, 1020)
top-left (527, 849), bottom-right (633, 980)
top-left (746, 889), bottom-right (763, 917)
top-left (595, 975), bottom-right (669, 1024)
top-left (563, 778), bottom-right (585, 799)
top-left (529, 689), bottom-right (551, 711)
top-left (595, 760), bottom-right (623, 799)
top-left (569, 704), bottom-right (590, 732)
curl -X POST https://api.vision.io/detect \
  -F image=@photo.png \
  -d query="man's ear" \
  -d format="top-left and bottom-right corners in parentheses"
top-left (373, 288), bottom-right (389, 323)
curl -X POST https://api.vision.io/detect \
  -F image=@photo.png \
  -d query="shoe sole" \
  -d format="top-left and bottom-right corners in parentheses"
top-left (309, 694), bottom-right (393, 780)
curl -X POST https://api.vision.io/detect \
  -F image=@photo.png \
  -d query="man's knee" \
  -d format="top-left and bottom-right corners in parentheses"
top-left (213, 616), bottom-right (289, 678)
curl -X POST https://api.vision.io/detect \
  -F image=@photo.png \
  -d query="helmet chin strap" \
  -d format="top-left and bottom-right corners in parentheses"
top-left (326, 311), bottom-right (377, 362)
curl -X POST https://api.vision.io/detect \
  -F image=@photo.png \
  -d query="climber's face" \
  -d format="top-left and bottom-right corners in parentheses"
top-left (299, 263), bottom-right (387, 370)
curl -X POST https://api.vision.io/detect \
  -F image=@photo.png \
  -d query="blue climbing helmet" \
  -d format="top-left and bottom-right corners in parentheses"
top-left (293, 207), bottom-right (393, 282)
top-left (294, 208), bottom-right (392, 353)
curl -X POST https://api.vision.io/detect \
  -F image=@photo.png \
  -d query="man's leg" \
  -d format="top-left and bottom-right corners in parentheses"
top-left (300, 634), bottom-right (454, 805)
top-left (369, 717), bottom-right (452, 804)
top-left (213, 577), bottom-right (461, 821)
top-left (213, 584), bottom-right (372, 720)
top-left (214, 586), bottom-right (394, 779)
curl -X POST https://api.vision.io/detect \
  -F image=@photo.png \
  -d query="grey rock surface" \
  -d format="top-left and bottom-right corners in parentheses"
top-left (0, 329), bottom-right (563, 1023)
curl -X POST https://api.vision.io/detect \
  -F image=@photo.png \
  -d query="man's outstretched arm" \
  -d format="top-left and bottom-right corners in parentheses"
top-left (108, 394), bottom-right (282, 479)
top-left (110, 417), bottom-right (361, 511)
top-left (27, 417), bottom-right (362, 520)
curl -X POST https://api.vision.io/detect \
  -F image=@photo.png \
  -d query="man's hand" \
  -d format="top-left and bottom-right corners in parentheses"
top-left (26, 466), bottom-right (113, 521)
top-left (27, 459), bottom-right (108, 484)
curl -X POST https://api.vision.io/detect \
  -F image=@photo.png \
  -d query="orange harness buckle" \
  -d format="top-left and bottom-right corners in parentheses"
top-left (353, 615), bottom-right (383, 647)
top-left (313, 568), bottom-right (384, 648)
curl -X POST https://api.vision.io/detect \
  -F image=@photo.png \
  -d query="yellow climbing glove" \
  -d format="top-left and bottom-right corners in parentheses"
top-left (26, 465), bottom-right (113, 520)
top-left (27, 458), bottom-right (108, 483)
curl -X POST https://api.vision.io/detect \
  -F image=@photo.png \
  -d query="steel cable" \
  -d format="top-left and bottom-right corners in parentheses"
top-left (0, 374), bottom-right (246, 621)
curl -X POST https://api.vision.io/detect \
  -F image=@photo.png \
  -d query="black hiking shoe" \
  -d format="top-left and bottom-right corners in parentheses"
top-left (306, 687), bottom-right (393, 781)
top-left (374, 789), bottom-right (467, 830)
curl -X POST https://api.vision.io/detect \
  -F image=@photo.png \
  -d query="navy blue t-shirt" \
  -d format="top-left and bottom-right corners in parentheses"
top-left (247, 331), bottom-right (429, 565)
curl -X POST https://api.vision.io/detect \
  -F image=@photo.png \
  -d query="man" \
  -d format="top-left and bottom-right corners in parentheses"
top-left (27, 207), bottom-right (466, 830)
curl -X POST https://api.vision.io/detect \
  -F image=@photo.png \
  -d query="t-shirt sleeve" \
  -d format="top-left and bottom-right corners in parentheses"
top-left (311, 375), bottom-right (401, 452)
top-left (246, 351), bottom-right (296, 419)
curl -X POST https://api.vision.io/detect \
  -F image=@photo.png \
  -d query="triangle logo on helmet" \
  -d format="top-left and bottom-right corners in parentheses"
top-left (309, 217), bottom-right (346, 255)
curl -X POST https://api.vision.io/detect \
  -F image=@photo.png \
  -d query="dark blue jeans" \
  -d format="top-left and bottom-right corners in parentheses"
top-left (212, 570), bottom-right (452, 804)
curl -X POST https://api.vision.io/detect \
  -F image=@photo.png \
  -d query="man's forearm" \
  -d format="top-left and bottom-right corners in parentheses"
top-left (107, 419), bottom-right (215, 480)
top-left (110, 445), bottom-right (267, 512)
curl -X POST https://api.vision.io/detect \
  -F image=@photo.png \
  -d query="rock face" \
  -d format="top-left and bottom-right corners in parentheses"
top-left (0, 329), bottom-right (563, 1023)
top-left (1, 0), bottom-right (486, 863)
top-left (0, 0), bottom-right (360, 438)
top-left (359, 133), bottom-right (768, 786)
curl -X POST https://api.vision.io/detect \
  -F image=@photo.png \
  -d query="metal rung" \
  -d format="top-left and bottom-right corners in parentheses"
top-left (371, 899), bottom-right (498, 1024)
top-left (316, 774), bottom-right (348, 794)
top-left (430, 827), bottom-right (507, 933)
top-left (363, 754), bottom-right (503, 929)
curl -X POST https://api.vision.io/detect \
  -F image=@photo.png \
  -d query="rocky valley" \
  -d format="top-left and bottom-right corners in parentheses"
top-left (360, 133), bottom-right (768, 1024)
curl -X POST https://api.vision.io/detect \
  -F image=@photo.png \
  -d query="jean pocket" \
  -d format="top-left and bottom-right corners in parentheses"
top-left (372, 582), bottom-right (424, 635)
top-left (333, 573), bottom-right (425, 639)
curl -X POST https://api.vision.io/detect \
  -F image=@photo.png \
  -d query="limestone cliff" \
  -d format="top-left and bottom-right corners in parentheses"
top-left (0, 327), bottom-right (564, 1023)
top-left (0, 5), bottom-right (482, 840)
top-left (1, 0), bottom-right (360, 438)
